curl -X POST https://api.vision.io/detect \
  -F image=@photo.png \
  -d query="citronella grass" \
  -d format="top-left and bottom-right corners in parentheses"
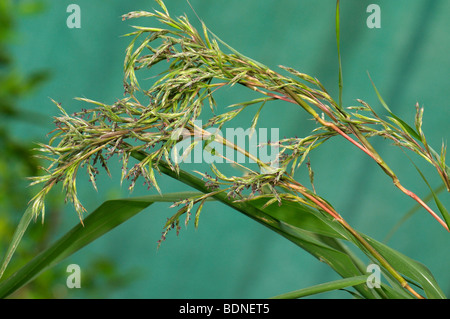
top-left (28, 0), bottom-right (448, 296)
top-left (1, 0), bottom-right (448, 299)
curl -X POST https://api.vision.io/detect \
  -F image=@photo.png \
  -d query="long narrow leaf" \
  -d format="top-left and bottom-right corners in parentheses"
top-left (0, 206), bottom-right (34, 280)
top-left (270, 275), bottom-right (368, 299)
top-left (359, 234), bottom-right (446, 299)
top-left (249, 196), bottom-right (444, 299)
top-left (408, 160), bottom-right (450, 229)
top-left (247, 198), bottom-right (379, 299)
top-left (134, 155), bottom-right (414, 299)
top-left (368, 74), bottom-right (421, 140)
top-left (0, 192), bottom-right (205, 298)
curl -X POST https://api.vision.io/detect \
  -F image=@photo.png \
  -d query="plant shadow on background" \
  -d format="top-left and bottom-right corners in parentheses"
top-left (0, 0), bottom-right (448, 299)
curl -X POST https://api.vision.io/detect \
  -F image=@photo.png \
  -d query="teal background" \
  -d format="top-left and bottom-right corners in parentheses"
top-left (8, 0), bottom-right (450, 298)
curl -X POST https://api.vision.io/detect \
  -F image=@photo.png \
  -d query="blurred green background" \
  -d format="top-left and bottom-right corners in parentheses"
top-left (1, 0), bottom-right (449, 298)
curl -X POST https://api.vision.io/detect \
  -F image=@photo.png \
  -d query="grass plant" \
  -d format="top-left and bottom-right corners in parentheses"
top-left (0, 0), bottom-right (448, 299)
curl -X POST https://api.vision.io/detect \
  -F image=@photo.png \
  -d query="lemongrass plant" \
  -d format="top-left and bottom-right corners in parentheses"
top-left (0, 0), bottom-right (448, 299)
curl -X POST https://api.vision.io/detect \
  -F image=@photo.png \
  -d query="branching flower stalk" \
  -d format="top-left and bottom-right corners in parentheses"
top-left (277, 84), bottom-right (449, 230)
top-left (27, 0), bottom-right (448, 299)
top-left (207, 129), bottom-right (425, 298)
top-left (284, 179), bottom-right (424, 299)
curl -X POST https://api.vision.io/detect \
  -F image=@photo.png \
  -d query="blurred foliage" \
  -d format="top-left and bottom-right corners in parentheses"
top-left (0, 0), bottom-right (136, 298)
top-left (0, 0), bottom-right (50, 254)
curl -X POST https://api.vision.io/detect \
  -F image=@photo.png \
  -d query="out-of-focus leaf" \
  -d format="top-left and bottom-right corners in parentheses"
top-left (270, 275), bottom-right (368, 299)
top-left (407, 156), bottom-right (450, 230)
top-left (247, 198), bottom-right (378, 299)
top-left (0, 192), bottom-right (206, 298)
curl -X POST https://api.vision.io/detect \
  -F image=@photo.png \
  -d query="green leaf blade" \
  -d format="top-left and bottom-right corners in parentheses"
top-left (368, 74), bottom-right (421, 141)
top-left (0, 192), bottom-right (206, 298)
top-left (270, 275), bottom-right (368, 299)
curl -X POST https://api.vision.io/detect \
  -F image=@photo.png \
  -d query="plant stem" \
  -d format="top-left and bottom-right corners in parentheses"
top-left (285, 180), bottom-right (424, 299)
top-left (279, 86), bottom-right (449, 231)
top-left (127, 141), bottom-right (424, 299)
top-left (129, 149), bottom-right (381, 299)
